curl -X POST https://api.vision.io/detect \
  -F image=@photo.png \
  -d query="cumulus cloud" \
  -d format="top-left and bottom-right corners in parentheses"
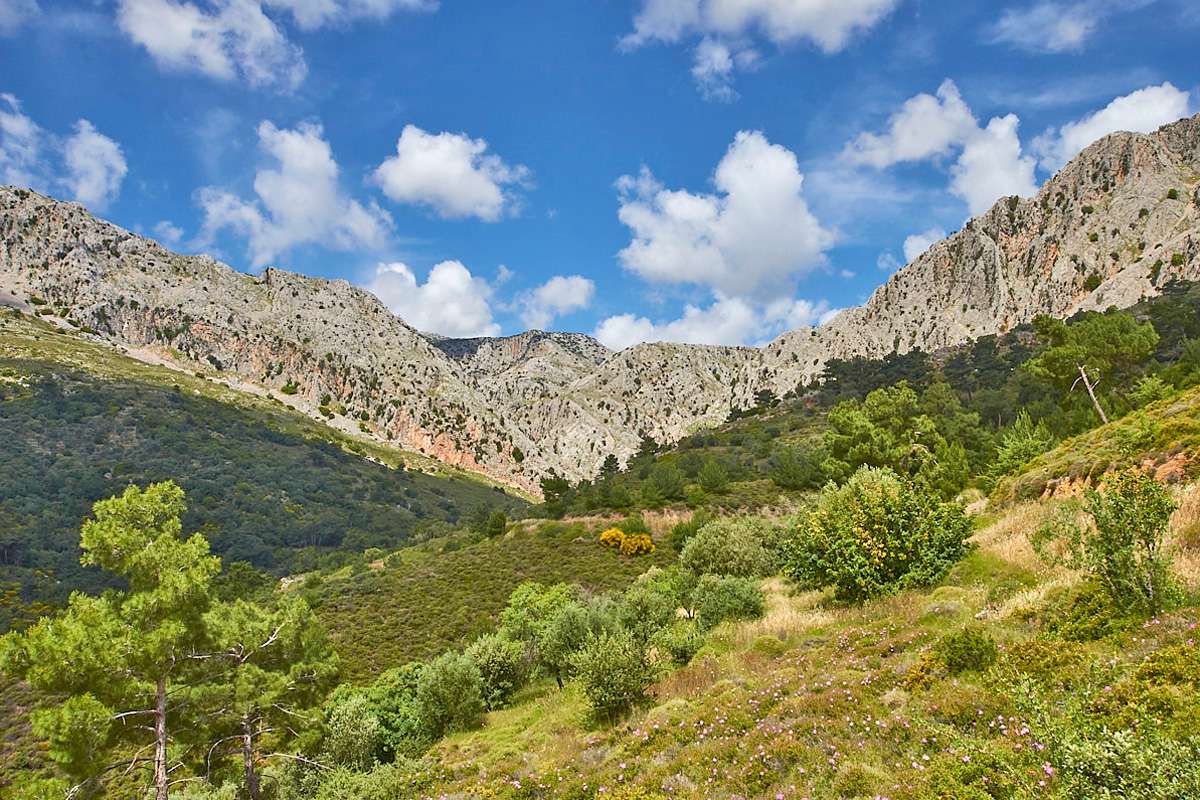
top-left (62, 121), bottom-right (129, 211)
top-left (0, 94), bottom-right (127, 211)
top-left (593, 294), bottom-right (836, 350)
top-left (0, 94), bottom-right (41, 188)
top-left (197, 120), bottom-right (391, 267)
top-left (842, 80), bottom-right (977, 168)
top-left (373, 125), bottom-right (529, 221)
top-left (623, 0), bottom-right (899, 52)
top-left (366, 260), bottom-right (499, 338)
top-left (116, 0), bottom-right (433, 90)
top-left (623, 0), bottom-right (898, 98)
top-left (989, 2), bottom-right (1097, 52)
top-left (845, 79), bottom-right (1037, 216)
top-left (519, 275), bottom-right (595, 330)
top-left (616, 130), bottom-right (834, 299)
top-left (903, 228), bottom-right (946, 263)
top-left (0, 0), bottom-right (38, 34)
top-left (117, 0), bottom-right (307, 90)
top-left (1032, 82), bottom-right (1193, 170)
top-left (950, 114), bottom-right (1038, 215)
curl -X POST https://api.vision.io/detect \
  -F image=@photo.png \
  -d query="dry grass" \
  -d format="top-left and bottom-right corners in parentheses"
top-left (732, 579), bottom-right (834, 647)
top-left (973, 501), bottom-right (1056, 574)
top-left (1169, 482), bottom-right (1200, 589)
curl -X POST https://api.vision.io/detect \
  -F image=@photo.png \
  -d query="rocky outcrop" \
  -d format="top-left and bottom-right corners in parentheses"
top-left (1, 115), bottom-right (1198, 491)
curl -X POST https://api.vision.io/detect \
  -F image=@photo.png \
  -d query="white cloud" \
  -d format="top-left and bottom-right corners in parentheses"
top-left (117, 0), bottom-right (307, 90)
top-left (0, 94), bottom-right (128, 211)
top-left (373, 125), bottom-right (529, 221)
top-left (593, 294), bottom-right (835, 350)
top-left (842, 79), bottom-right (978, 168)
top-left (116, 0), bottom-right (432, 89)
top-left (197, 120), bottom-right (391, 267)
top-left (846, 80), bottom-right (1038, 216)
top-left (903, 227), bottom-right (946, 263)
top-left (62, 121), bottom-right (128, 211)
top-left (691, 37), bottom-right (737, 101)
top-left (623, 0), bottom-right (898, 98)
top-left (0, 0), bottom-right (38, 34)
top-left (989, 2), bottom-right (1096, 52)
top-left (0, 94), bottom-right (42, 188)
top-left (1032, 82), bottom-right (1193, 170)
top-left (877, 251), bottom-right (901, 273)
top-left (950, 114), bottom-right (1038, 215)
top-left (616, 130), bottom-right (834, 298)
top-left (519, 275), bottom-right (595, 330)
top-left (263, 0), bottom-right (434, 30)
top-left (624, 0), bottom-right (900, 52)
top-left (366, 260), bottom-right (499, 338)
top-left (154, 220), bottom-right (184, 246)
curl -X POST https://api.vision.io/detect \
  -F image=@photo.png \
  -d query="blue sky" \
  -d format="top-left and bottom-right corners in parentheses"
top-left (1, 0), bottom-right (1197, 348)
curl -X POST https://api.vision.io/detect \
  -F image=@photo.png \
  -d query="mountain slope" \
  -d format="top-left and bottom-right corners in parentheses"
top-left (1, 115), bottom-right (1198, 489)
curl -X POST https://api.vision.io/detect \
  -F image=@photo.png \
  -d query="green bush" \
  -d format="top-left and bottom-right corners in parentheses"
top-left (1077, 469), bottom-right (1177, 616)
top-left (652, 619), bottom-right (705, 666)
top-left (782, 467), bottom-right (972, 602)
top-left (691, 574), bottom-right (764, 631)
top-left (617, 580), bottom-right (678, 645)
top-left (570, 629), bottom-right (656, 719)
top-left (465, 633), bottom-right (526, 711)
top-left (324, 695), bottom-right (381, 770)
top-left (935, 627), bottom-right (998, 675)
top-left (668, 510), bottom-right (712, 553)
top-left (414, 651), bottom-right (484, 739)
top-left (769, 444), bottom-right (826, 490)
top-left (1043, 580), bottom-right (1133, 641)
top-left (679, 517), bottom-right (774, 578)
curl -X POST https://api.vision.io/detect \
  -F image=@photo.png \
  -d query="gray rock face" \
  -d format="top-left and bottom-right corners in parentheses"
top-left (2, 114), bottom-right (1198, 492)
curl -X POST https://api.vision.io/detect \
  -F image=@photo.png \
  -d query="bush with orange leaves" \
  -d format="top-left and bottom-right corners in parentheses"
top-left (599, 527), bottom-right (655, 556)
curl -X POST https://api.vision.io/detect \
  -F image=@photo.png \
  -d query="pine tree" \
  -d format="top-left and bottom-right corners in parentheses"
top-left (1, 482), bottom-right (219, 800)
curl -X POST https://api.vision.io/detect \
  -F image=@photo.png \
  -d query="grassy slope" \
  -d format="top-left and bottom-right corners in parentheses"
top-left (312, 517), bottom-right (678, 683)
top-left (394, 490), bottom-right (1200, 799)
top-left (995, 383), bottom-right (1200, 503)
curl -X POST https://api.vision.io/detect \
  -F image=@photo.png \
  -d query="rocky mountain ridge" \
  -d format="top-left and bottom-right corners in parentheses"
top-left (1, 114), bottom-right (1198, 492)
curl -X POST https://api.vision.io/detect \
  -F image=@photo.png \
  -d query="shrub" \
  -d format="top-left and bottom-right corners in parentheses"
top-left (679, 517), bottom-right (773, 578)
top-left (935, 627), bottom-right (998, 675)
top-left (324, 695), bottom-right (381, 770)
top-left (1167, 188), bottom-right (1179, 200)
top-left (652, 619), bottom-right (705, 666)
top-left (1171, 253), bottom-right (1185, 267)
top-left (691, 574), bottom-right (764, 631)
top-left (465, 633), bottom-right (526, 711)
top-left (668, 510), bottom-right (712, 553)
top-left (769, 444), bottom-right (826, 490)
top-left (570, 629), bottom-right (656, 719)
top-left (1077, 469), bottom-right (1177, 616)
top-left (363, 663), bottom-right (427, 761)
top-left (782, 467), bottom-right (972, 602)
top-left (280, 381), bottom-right (299, 395)
top-left (1043, 580), bottom-right (1133, 641)
top-left (617, 580), bottom-right (678, 644)
top-left (697, 458), bottom-right (729, 493)
top-left (599, 527), bottom-right (655, 556)
top-left (414, 651), bottom-right (484, 739)
top-left (536, 600), bottom-right (609, 688)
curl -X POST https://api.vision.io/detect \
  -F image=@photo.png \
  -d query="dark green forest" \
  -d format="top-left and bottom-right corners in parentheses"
top-left (0, 361), bottom-right (524, 621)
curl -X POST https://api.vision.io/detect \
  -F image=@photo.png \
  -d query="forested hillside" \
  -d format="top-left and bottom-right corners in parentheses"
top-left (0, 311), bottom-right (525, 624)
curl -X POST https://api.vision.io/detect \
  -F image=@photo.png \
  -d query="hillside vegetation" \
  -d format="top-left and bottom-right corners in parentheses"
top-left (0, 311), bottom-right (525, 620)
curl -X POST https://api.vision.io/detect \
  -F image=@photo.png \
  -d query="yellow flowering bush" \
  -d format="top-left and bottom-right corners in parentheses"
top-left (599, 527), bottom-right (655, 556)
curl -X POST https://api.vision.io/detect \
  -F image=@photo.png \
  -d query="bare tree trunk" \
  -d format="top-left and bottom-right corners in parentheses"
top-left (153, 677), bottom-right (169, 800)
top-left (242, 716), bottom-right (261, 800)
top-left (1077, 365), bottom-right (1110, 424)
